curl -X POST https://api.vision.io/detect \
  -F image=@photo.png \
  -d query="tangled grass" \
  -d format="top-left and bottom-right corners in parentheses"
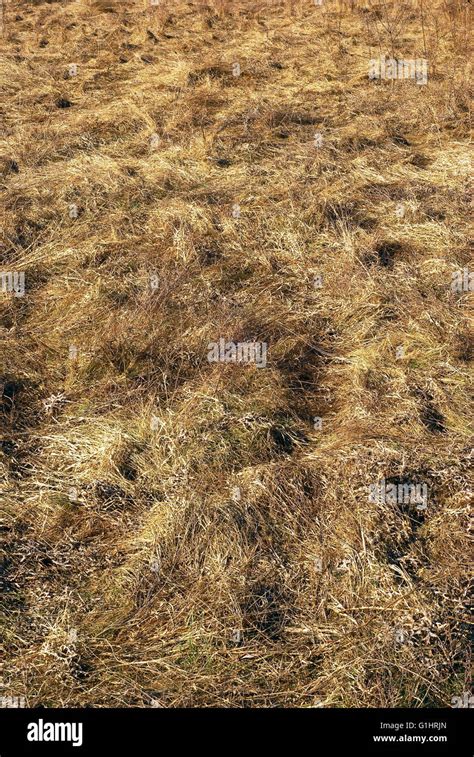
top-left (0, 0), bottom-right (472, 707)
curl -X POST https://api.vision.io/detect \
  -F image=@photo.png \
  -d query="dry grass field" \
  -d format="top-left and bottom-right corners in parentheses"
top-left (0, 0), bottom-right (472, 708)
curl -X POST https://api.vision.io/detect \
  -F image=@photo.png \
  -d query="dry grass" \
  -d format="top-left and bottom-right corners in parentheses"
top-left (0, 0), bottom-right (472, 707)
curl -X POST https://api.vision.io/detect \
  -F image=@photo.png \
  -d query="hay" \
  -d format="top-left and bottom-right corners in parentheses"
top-left (0, 0), bottom-right (471, 707)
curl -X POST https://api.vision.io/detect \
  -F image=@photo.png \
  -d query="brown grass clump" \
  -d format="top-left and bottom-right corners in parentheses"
top-left (0, 0), bottom-right (472, 707)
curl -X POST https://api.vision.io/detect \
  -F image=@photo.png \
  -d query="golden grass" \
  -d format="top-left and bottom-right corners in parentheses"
top-left (0, 0), bottom-right (472, 707)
